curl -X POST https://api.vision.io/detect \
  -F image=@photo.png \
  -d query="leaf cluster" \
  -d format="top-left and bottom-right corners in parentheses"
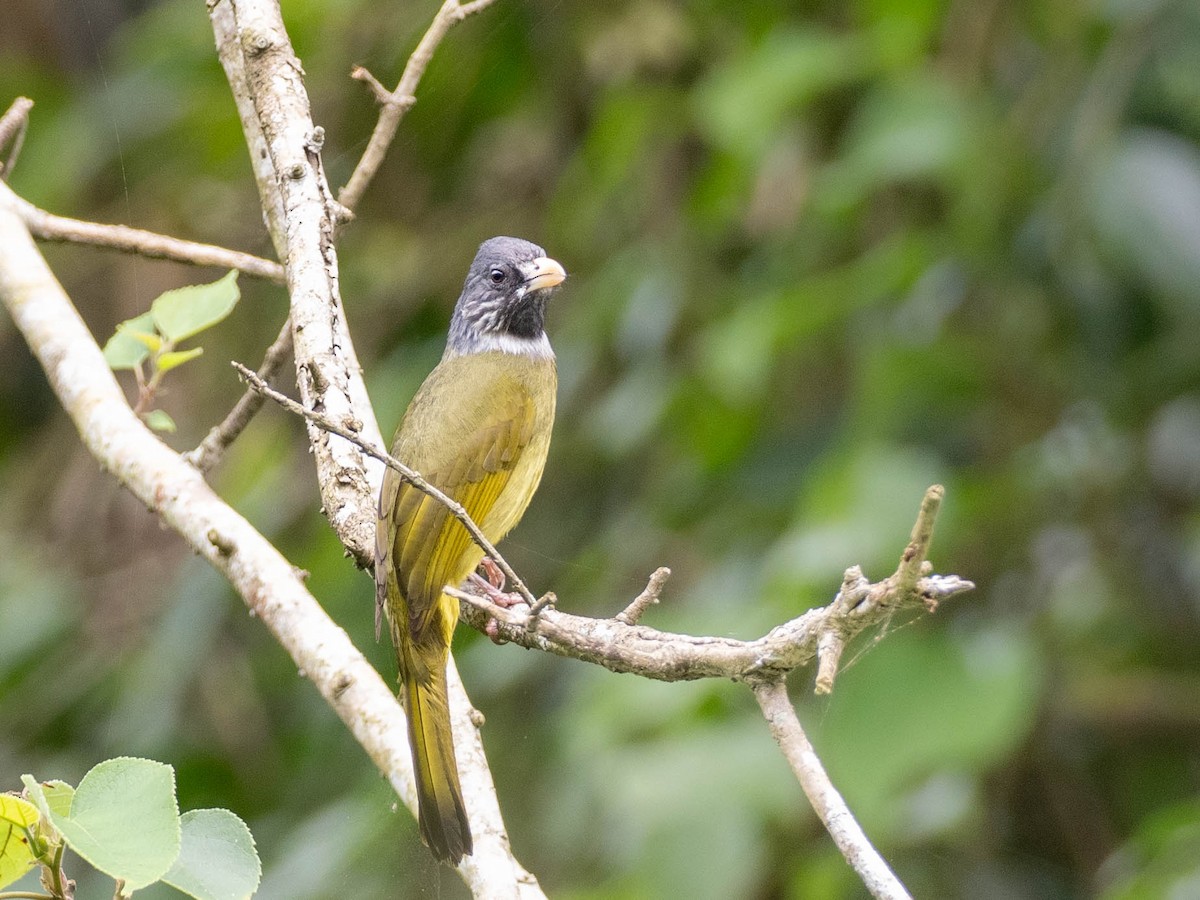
top-left (102, 272), bottom-right (240, 432)
top-left (1, 758), bottom-right (259, 900)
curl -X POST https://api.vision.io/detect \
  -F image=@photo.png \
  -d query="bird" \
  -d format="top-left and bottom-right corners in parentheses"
top-left (375, 236), bottom-right (566, 864)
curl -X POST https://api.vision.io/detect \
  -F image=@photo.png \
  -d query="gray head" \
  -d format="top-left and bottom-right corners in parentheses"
top-left (446, 237), bottom-right (566, 358)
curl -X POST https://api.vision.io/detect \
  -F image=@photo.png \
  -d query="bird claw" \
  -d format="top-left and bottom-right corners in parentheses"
top-left (471, 559), bottom-right (527, 643)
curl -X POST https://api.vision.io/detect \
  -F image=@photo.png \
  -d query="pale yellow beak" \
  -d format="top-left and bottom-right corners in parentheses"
top-left (522, 256), bottom-right (567, 292)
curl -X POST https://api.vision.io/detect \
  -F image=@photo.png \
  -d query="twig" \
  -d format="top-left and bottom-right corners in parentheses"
top-left (185, 318), bottom-right (294, 472)
top-left (896, 484), bottom-right (942, 594)
top-left (752, 680), bottom-right (913, 900)
top-left (815, 565), bottom-right (869, 695)
top-left (338, 0), bottom-right (501, 211)
top-left (8, 190), bottom-right (285, 282)
top-left (231, 361), bottom-right (536, 605)
top-left (0, 97), bottom-right (34, 179)
top-left (615, 566), bottom-right (671, 624)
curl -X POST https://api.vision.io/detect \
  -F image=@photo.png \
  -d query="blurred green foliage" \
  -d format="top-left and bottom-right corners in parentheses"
top-left (3, 0), bottom-right (1200, 896)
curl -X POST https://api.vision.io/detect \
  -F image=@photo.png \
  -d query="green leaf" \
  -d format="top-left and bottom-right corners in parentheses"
top-left (151, 271), bottom-right (240, 343)
top-left (103, 312), bottom-right (156, 370)
top-left (48, 757), bottom-right (181, 892)
top-left (143, 409), bottom-right (177, 433)
top-left (0, 795), bottom-right (40, 891)
top-left (20, 777), bottom-right (72, 830)
top-left (0, 795), bottom-right (39, 829)
top-left (162, 809), bottom-right (261, 900)
top-left (156, 346), bottom-right (204, 373)
top-left (41, 782), bottom-right (74, 821)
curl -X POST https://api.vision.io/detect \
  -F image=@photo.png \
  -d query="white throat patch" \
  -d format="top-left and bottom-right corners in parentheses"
top-left (446, 331), bottom-right (555, 360)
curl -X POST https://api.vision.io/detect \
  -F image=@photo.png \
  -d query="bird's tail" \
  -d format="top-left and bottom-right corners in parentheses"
top-left (402, 648), bottom-right (473, 864)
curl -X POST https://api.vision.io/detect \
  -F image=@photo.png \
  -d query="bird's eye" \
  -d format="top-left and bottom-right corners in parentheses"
top-left (488, 268), bottom-right (506, 285)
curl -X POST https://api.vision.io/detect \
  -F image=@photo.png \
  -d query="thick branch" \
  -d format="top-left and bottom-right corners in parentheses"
top-left (208, 5), bottom-right (537, 892)
top-left (211, 0), bottom-right (381, 566)
top-left (0, 186), bottom-right (421, 858)
top-left (752, 680), bottom-right (912, 900)
top-left (338, 0), bottom-right (500, 211)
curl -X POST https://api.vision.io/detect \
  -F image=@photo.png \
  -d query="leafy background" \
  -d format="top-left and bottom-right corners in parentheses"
top-left (3, 0), bottom-right (1200, 897)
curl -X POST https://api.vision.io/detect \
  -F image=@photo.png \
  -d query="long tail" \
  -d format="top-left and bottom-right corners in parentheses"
top-left (402, 647), bottom-right (473, 864)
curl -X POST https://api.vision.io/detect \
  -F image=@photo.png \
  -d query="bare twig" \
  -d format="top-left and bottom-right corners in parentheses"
top-left (186, 318), bottom-right (294, 472)
top-left (752, 680), bottom-right (912, 900)
top-left (616, 566), bottom-right (672, 625)
top-left (232, 361), bottom-right (537, 605)
top-left (0, 97), bottom-right (34, 179)
top-left (338, 0), bottom-right (501, 211)
top-left (815, 565), bottom-right (869, 695)
top-left (9, 190), bottom-right (285, 281)
top-left (896, 484), bottom-right (942, 594)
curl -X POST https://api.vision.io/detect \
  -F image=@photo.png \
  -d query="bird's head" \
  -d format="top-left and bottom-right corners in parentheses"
top-left (446, 236), bottom-right (566, 359)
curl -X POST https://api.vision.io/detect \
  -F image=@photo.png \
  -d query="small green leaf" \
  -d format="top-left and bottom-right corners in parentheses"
top-left (41, 782), bottom-right (74, 821)
top-left (48, 757), bottom-right (181, 892)
top-left (143, 410), bottom-right (177, 433)
top-left (126, 328), bottom-right (164, 353)
top-left (156, 346), bottom-right (204, 373)
top-left (0, 795), bottom-right (39, 829)
top-left (20, 776), bottom-right (71, 829)
top-left (151, 271), bottom-right (240, 343)
top-left (0, 794), bottom-right (41, 891)
top-left (103, 312), bottom-right (156, 370)
top-left (162, 809), bottom-right (261, 900)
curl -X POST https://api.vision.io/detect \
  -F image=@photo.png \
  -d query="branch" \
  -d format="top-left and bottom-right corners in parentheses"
top-left (1, 179), bottom-right (544, 899)
top-left (0, 96), bottom-right (33, 179)
top-left (209, 5), bottom-right (539, 892)
top-left (0, 98), bottom-right (284, 281)
top-left (0, 183), bottom-right (423, 874)
top-left (239, 359), bottom-right (974, 687)
top-left (13, 193), bottom-right (286, 282)
top-left (210, 0), bottom-right (381, 568)
top-left (232, 361), bottom-right (536, 606)
top-left (752, 680), bottom-right (912, 900)
top-left (443, 486), bottom-right (970, 683)
top-left (338, 0), bottom-right (501, 211)
top-left (185, 318), bottom-right (294, 473)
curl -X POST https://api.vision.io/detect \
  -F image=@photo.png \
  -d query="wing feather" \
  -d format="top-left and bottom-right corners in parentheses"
top-left (384, 372), bottom-right (539, 641)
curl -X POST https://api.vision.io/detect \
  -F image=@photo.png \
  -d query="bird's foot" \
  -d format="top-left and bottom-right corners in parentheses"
top-left (470, 560), bottom-right (527, 643)
top-left (479, 556), bottom-right (506, 591)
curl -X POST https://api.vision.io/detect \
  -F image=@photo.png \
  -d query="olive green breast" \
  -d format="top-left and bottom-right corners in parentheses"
top-left (388, 349), bottom-right (557, 546)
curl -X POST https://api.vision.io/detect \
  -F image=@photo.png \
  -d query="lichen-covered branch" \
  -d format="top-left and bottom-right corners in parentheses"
top-left (209, 0), bottom-right (381, 566)
top-left (16, 192), bottom-right (286, 282)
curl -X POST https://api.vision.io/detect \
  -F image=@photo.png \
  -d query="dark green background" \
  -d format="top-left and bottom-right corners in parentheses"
top-left (3, 0), bottom-right (1200, 896)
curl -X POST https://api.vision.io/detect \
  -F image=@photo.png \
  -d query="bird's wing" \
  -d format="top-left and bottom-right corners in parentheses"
top-left (381, 374), bottom-right (538, 643)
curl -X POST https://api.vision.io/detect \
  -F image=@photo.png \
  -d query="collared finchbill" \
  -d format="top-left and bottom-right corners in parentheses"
top-left (522, 256), bottom-right (567, 292)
